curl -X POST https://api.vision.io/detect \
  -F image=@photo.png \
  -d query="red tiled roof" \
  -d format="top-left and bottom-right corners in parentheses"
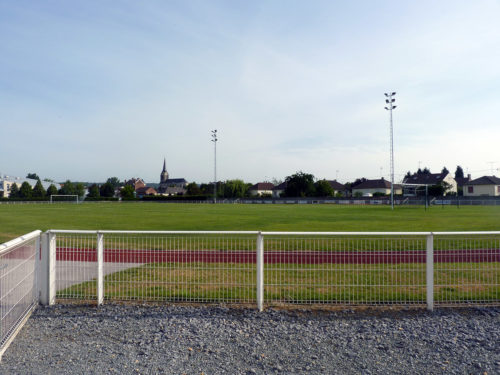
top-left (136, 186), bottom-right (157, 194)
top-left (250, 182), bottom-right (275, 191)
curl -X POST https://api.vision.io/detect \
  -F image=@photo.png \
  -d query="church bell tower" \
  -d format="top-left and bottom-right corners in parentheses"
top-left (160, 158), bottom-right (169, 183)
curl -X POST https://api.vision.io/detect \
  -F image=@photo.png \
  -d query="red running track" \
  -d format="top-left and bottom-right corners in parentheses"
top-left (56, 248), bottom-right (500, 264)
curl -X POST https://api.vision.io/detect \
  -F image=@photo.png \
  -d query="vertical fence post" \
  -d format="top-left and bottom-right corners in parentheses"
top-left (35, 233), bottom-right (41, 303)
top-left (426, 233), bottom-right (434, 311)
top-left (40, 232), bottom-right (56, 305)
top-left (256, 232), bottom-right (264, 312)
top-left (97, 232), bottom-right (104, 305)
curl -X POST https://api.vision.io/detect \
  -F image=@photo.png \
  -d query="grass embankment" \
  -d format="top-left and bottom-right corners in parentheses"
top-left (1, 202), bottom-right (500, 243)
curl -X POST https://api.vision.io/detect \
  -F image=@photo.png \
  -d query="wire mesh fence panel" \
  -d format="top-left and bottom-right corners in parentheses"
top-left (102, 233), bottom-right (257, 303)
top-left (55, 233), bottom-right (98, 300)
top-left (263, 235), bottom-right (428, 306)
top-left (45, 230), bottom-right (500, 308)
top-left (434, 234), bottom-right (500, 305)
top-left (0, 232), bottom-right (39, 353)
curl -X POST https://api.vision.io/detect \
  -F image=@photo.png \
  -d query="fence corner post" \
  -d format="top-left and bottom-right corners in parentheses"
top-left (40, 231), bottom-right (56, 305)
top-left (426, 233), bottom-right (434, 311)
top-left (35, 232), bottom-right (42, 303)
top-left (97, 232), bottom-right (104, 306)
top-left (256, 232), bottom-right (264, 312)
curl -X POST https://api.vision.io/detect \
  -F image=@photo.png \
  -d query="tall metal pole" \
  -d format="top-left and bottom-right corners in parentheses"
top-left (211, 129), bottom-right (218, 203)
top-left (385, 92), bottom-right (397, 210)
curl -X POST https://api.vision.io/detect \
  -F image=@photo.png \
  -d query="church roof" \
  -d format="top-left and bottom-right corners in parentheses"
top-left (164, 178), bottom-right (187, 184)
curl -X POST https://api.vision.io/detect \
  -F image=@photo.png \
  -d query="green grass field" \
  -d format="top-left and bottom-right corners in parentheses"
top-left (1, 202), bottom-right (500, 243)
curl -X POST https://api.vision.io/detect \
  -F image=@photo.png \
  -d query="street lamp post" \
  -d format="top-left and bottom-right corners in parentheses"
top-left (211, 129), bottom-right (218, 203)
top-left (384, 92), bottom-right (397, 210)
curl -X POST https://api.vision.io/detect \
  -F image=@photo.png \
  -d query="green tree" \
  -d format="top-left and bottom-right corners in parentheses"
top-left (87, 184), bottom-right (100, 198)
top-left (314, 180), bottom-right (334, 197)
top-left (75, 183), bottom-right (85, 198)
top-left (19, 181), bottom-right (33, 198)
top-left (26, 173), bottom-right (40, 180)
top-left (120, 184), bottom-right (135, 199)
top-left (442, 166), bottom-right (449, 175)
top-left (223, 179), bottom-right (248, 198)
top-left (32, 180), bottom-right (46, 198)
top-left (455, 166), bottom-right (464, 179)
top-left (199, 183), bottom-right (211, 195)
top-left (106, 177), bottom-right (121, 188)
top-left (186, 182), bottom-right (202, 196)
top-left (9, 183), bottom-right (20, 198)
top-left (100, 182), bottom-right (115, 197)
top-left (47, 184), bottom-right (58, 197)
top-left (284, 172), bottom-right (316, 197)
top-left (59, 180), bottom-right (76, 195)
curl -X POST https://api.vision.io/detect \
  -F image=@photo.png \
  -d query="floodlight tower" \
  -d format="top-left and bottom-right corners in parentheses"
top-left (211, 129), bottom-right (218, 203)
top-left (384, 92), bottom-right (397, 210)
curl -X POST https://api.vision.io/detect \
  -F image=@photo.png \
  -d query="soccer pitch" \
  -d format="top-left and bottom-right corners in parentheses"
top-left (1, 202), bottom-right (500, 243)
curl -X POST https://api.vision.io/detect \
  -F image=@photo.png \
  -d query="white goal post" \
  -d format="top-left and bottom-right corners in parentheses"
top-left (50, 195), bottom-right (79, 204)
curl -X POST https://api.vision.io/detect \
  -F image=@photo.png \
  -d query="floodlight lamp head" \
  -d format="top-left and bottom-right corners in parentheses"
top-left (393, 105), bottom-right (397, 109)
top-left (384, 93), bottom-right (389, 97)
top-left (392, 92), bottom-right (396, 96)
top-left (386, 99), bottom-right (390, 103)
top-left (385, 107), bottom-right (389, 110)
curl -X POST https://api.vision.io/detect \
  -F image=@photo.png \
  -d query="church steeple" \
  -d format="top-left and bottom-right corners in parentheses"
top-left (160, 158), bottom-right (169, 183)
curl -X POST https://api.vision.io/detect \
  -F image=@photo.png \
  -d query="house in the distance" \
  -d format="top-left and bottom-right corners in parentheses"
top-left (403, 172), bottom-right (457, 196)
top-left (272, 182), bottom-right (287, 198)
top-left (124, 178), bottom-right (146, 190)
top-left (249, 182), bottom-right (275, 197)
top-left (0, 175), bottom-right (60, 198)
top-left (352, 178), bottom-right (402, 197)
top-left (124, 177), bottom-right (157, 198)
top-left (326, 180), bottom-right (347, 196)
top-left (455, 174), bottom-right (472, 195)
top-left (157, 159), bottom-right (187, 196)
top-left (135, 186), bottom-right (157, 198)
top-left (463, 176), bottom-right (500, 197)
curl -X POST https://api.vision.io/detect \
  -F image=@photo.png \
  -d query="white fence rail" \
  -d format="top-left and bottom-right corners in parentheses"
top-left (41, 230), bottom-right (500, 311)
top-left (0, 230), bottom-right (40, 360)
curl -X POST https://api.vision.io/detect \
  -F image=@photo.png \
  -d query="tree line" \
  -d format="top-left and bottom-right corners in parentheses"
top-left (3, 165), bottom-right (469, 200)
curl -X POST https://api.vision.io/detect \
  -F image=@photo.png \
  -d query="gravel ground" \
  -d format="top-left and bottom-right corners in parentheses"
top-left (1, 304), bottom-right (499, 374)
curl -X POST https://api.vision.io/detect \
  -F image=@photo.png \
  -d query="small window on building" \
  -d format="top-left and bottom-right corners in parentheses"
top-left (468, 186), bottom-right (473, 193)
top-left (497, 186), bottom-right (500, 193)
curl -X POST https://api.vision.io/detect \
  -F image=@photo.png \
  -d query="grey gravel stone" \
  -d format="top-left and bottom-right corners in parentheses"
top-left (0, 304), bottom-right (499, 374)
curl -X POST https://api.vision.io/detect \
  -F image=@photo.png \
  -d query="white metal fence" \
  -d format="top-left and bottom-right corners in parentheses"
top-left (1, 229), bottom-right (498, 360)
top-left (40, 230), bottom-right (500, 311)
top-left (0, 230), bottom-right (40, 360)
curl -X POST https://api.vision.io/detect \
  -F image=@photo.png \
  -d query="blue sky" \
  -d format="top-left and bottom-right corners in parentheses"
top-left (1, 0), bottom-right (499, 183)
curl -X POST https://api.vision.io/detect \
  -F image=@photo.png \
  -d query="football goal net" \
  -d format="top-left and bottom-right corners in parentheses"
top-left (50, 195), bottom-right (79, 204)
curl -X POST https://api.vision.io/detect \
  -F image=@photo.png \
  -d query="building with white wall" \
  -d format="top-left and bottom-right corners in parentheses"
top-left (463, 176), bottom-right (500, 197)
top-left (0, 175), bottom-right (60, 198)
